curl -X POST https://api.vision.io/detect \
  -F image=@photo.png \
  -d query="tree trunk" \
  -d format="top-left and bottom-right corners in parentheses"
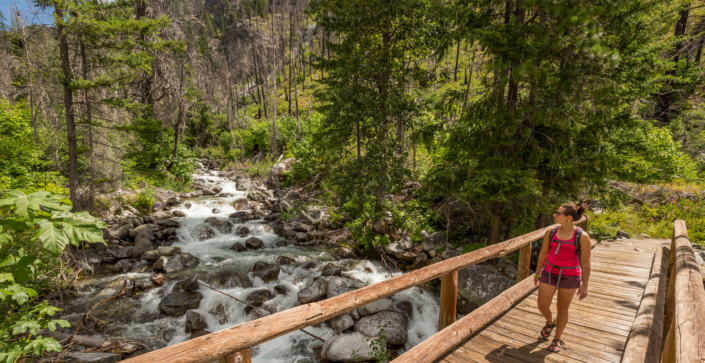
top-left (462, 50), bottom-right (476, 113)
top-left (453, 38), bottom-right (460, 82)
top-left (16, 13), bottom-right (38, 144)
top-left (288, 3), bottom-right (294, 116)
top-left (507, 1), bottom-right (524, 111)
top-left (79, 40), bottom-right (96, 210)
top-left (487, 201), bottom-right (505, 245)
top-left (56, 4), bottom-right (79, 210)
top-left (294, 58), bottom-right (301, 141)
top-left (656, 7), bottom-right (690, 123)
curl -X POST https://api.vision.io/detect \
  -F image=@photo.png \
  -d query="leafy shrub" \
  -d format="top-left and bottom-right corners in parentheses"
top-left (130, 188), bottom-right (156, 213)
top-left (0, 190), bottom-right (106, 361)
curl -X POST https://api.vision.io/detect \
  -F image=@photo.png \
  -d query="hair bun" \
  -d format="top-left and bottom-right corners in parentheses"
top-left (577, 204), bottom-right (587, 215)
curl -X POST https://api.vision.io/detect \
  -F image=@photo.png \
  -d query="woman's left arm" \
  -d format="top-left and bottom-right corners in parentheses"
top-left (578, 232), bottom-right (591, 300)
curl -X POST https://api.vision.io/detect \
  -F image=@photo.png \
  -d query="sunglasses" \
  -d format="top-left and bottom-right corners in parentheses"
top-left (554, 210), bottom-right (565, 216)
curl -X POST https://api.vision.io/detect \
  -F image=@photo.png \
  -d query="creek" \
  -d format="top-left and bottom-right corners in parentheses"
top-left (61, 170), bottom-right (441, 362)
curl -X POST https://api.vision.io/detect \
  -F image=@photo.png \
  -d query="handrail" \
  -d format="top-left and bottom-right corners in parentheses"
top-left (661, 220), bottom-right (705, 363)
top-left (124, 215), bottom-right (587, 363)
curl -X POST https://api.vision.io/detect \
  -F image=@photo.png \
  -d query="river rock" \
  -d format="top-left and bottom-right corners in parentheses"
top-left (205, 218), bottom-right (233, 234)
top-left (428, 250), bottom-right (437, 258)
top-left (276, 255), bottom-right (296, 265)
top-left (329, 313), bottom-right (355, 333)
top-left (173, 210), bottom-right (188, 217)
top-left (267, 157), bottom-right (295, 190)
top-left (230, 242), bottom-right (246, 252)
top-left (422, 232), bottom-right (447, 251)
top-left (174, 276), bottom-right (200, 292)
top-left (152, 211), bottom-right (173, 219)
top-left (108, 223), bottom-right (132, 239)
top-left (185, 310), bottom-right (208, 333)
top-left (163, 253), bottom-right (200, 273)
top-left (206, 270), bottom-right (249, 288)
top-left (198, 226), bottom-right (216, 241)
top-left (297, 279), bottom-right (328, 304)
top-left (151, 273), bottom-right (166, 286)
top-left (158, 291), bottom-right (204, 316)
top-left (274, 285), bottom-right (288, 295)
top-left (327, 277), bottom-right (366, 298)
top-left (64, 353), bottom-right (121, 363)
top-left (246, 289), bottom-right (273, 306)
top-left (236, 177), bottom-right (252, 191)
top-left (503, 264), bottom-right (518, 279)
top-left (290, 222), bottom-right (309, 232)
top-left (156, 219), bottom-right (180, 228)
top-left (395, 300), bottom-right (413, 319)
top-left (129, 223), bottom-right (155, 238)
top-left (183, 190), bottom-right (203, 198)
top-left (141, 250), bottom-right (160, 261)
top-left (616, 230), bottom-right (630, 239)
top-left (233, 198), bottom-right (250, 210)
top-left (229, 211), bottom-right (252, 221)
top-left (441, 248), bottom-right (461, 260)
top-left (264, 213), bottom-right (280, 222)
top-left (349, 308), bottom-right (361, 321)
top-left (428, 256), bottom-right (442, 265)
top-left (385, 242), bottom-right (418, 261)
top-left (271, 201), bottom-right (292, 213)
top-left (322, 263), bottom-right (342, 276)
top-left (334, 247), bottom-right (355, 259)
top-left (249, 261), bottom-right (280, 282)
top-left (111, 259), bottom-right (133, 273)
top-left (358, 298), bottom-right (393, 316)
top-left (108, 246), bottom-right (133, 260)
top-left (354, 311), bottom-right (408, 345)
top-left (158, 246), bottom-right (181, 256)
top-left (321, 332), bottom-right (377, 362)
top-left (133, 230), bottom-right (155, 258)
top-left (412, 253), bottom-right (428, 269)
top-left (167, 196), bottom-right (180, 205)
top-left (245, 237), bottom-right (264, 250)
top-left (458, 265), bottom-right (514, 306)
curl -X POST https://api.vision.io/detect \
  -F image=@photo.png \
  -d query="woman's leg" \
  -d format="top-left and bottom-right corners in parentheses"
top-left (554, 287), bottom-right (578, 340)
top-left (537, 282), bottom-right (557, 325)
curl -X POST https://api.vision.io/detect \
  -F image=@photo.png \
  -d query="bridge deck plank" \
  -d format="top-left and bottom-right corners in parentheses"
top-left (436, 244), bottom-right (654, 363)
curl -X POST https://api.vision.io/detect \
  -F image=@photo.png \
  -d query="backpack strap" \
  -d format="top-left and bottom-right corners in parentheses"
top-left (548, 226), bottom-right (559, 254)
top-left (574, 227), bottom-right (584, 269)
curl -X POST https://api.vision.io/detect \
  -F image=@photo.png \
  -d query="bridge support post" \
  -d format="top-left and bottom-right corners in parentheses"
top-left (438, 271), bottom-right (458, 330)
top-left (218, 348), bottom-right (251, 363)
top-left (516, 244), bottom-right (532, 283)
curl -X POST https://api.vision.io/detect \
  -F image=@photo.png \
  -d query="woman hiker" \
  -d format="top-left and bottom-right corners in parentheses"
top-left (534, 203), bottom-right (591, 352)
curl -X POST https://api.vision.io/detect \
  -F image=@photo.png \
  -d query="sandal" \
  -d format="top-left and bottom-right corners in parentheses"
top-left (540, 319), bottom-right (556, 339)
top-left (549, 339), bottom-right (566, 352)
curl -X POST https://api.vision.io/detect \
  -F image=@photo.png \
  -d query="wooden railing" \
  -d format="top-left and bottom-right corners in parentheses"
top-left (123, 216), bottom-right (588, 363)
top-left (661, 220), bottom-right (705, 363)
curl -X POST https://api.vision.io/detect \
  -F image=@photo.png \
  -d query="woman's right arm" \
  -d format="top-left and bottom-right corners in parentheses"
top-left (534, 230), bottom-right (551, 286)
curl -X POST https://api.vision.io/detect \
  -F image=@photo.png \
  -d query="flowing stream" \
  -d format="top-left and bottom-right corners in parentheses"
top-left (64, 171), bottom-right (440, 362)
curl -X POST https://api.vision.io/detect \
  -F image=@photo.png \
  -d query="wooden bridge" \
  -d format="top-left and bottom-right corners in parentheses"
top-left (123, 218), bottom-right (705, 363)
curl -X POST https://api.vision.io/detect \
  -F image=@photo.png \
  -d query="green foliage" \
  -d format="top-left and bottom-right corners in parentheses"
top-left (130, 188), bottom-right (156, 214)
top-left (367, 325), bottom-right (392, 363)
top-left (0, 190), bottom-right (106, 360)
top-left (389, 200), bottom-right (435, 243)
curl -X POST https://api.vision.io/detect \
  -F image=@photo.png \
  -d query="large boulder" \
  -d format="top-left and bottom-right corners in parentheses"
top-left (249, 261), bottom-right (280, 283)
top-left (158, 246), bottom-right (181, 256)
top-left (385, 242), bottom-right (418, 261)
top-left (158, 291), bottom-right (204, 316)
top-left (173, 210), bottom-right (187, 217)
top-left (354, 311), bottom-right (408, 345)
top-left (230, 242), bottom-right (246, 252)
top-left (297, 279), bottom-right (328, 304)
top-left (111, 259), bottom-right (133, 273)
top-left (358, 298), bottom-right (393, 316)
top-left (174, 276), bottom-right (200, 292)
top-left (235, 177), bottom-right (252, 191)
top-left (275, 255), bottom-right (296, 265)
top-left (412, 253), bottom-right (428, 269)
top-left (130, 223), bottom-right (156, 238)
top-left (159, 253), bottom-right (200, 273)
top-left (246, 289), bottom-right (273, 307)
top-left (322, 263), bottom-right (342, 277)
top-left (267, 157), bottom-right (296, 190)
top-left (321, 332), bottom-right (377, 362)
top-left (422, 232), bottom-right (447, 251)
top-left (457, 265), bottom-right (514, 307)
top-left (108, 246), bottom-right (133, 260)
top-left (152, 211), bottom-right (173, 219)
top-left (271, 201), bottom-right (292, 213)
top-left (327, 277), bottom-right (366, 299)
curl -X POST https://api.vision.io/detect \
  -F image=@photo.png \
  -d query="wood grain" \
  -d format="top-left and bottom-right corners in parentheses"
top-left (439, 271), bottom-right (458, 330)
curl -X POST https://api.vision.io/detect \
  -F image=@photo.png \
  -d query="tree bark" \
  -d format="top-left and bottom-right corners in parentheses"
top-left (16, 12), bottom-right (38, 144)
top-left (79, 40), bottom-right (95, 210)
top-left (55, 3), bottom-right (79, 210)
top-left (656, 7), bottom-right (690, 123)
top-left (487, 201), bottom-right (505, 245)
top-left (453, 38), bottom-right (460, 82)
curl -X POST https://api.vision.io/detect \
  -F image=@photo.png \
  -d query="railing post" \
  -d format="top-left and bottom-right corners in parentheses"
top-left (516, 243), bottom-right (532, 283)
top-left (662, 231), bottom-right (677, 352)
top-left (438, 271), bottom-right (458, 330)
top-left (218, 349), bottom-right (251, 363)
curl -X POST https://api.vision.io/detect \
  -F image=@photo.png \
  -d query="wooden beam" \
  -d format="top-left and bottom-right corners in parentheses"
top-left (121, 225), bottom-right (556, 363)
top-left (392, 275), bottom-right (537, 363)
top-left (661, 220), bottom-right (705, 363)
top-left (439, 271), bottom-right (458, 330)
top-left (218, 349), bottom-right (251, 363)
top-left (621, 244), bottom-right (669, 363)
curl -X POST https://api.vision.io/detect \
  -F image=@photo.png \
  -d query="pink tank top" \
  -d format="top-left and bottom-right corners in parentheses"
top-left (545, 228), bottom-right (581, 276)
